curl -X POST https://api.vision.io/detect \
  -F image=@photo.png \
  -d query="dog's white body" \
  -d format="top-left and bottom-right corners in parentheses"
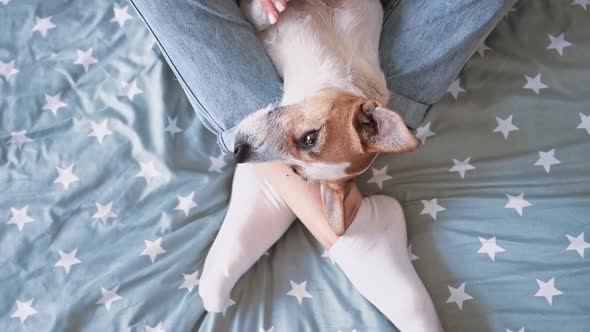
top-left (245, 0), bottom-right (390, 106)
top-left (237, 0), bottom-right (400, 183)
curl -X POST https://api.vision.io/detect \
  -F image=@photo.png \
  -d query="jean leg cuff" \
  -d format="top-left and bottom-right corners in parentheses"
top-left (387, 91), bottom-right (430, 129)
top-left (218, 126), bottom-right (238, 155)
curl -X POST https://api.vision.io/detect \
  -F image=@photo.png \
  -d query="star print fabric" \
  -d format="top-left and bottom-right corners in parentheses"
top-left (1, 0), bottom-right (590, 332)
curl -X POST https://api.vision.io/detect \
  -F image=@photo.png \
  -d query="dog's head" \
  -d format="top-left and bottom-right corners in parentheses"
top-left (234, 89), bottom-right (418, 234)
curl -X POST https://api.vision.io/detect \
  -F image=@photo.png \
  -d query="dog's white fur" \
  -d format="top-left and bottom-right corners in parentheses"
top-left (237, 0), bottom-right (401, 181)
top-left (253, 0), bottom-right (390, 106)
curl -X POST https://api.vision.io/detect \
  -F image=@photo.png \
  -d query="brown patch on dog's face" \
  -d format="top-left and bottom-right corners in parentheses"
top-left (234, 89), bottom-right (418, 181)
top-left (279, 92), bottom-right (372, 177)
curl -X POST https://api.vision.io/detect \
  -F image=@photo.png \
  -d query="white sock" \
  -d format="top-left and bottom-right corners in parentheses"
top-left (329, 196), bottom-right (443, 332)
top-left (199, 163), bottom-right (296, 312)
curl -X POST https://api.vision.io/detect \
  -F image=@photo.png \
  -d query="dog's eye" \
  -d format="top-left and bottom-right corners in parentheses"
top-left (300, 130), bottom-right (318, 149)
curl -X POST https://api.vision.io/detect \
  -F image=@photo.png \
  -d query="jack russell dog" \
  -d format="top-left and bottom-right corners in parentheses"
top-left (235, 0), bottom-right (419, 235)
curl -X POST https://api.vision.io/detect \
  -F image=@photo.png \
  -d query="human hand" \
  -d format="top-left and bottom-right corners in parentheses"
top-left (258, 0), bottom-right (288, 25)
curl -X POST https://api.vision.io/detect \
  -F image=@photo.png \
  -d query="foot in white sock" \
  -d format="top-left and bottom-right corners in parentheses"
top-left (199, 163), bottom-right (296, 312)
top-left (329, 196), bottom-right (443, 332)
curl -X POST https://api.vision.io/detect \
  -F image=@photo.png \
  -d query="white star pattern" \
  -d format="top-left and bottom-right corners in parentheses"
top-left (54, 164), bottom-right (79, 190)
top-left (74, 48), bottom-right (98, 72)
top-left (32, 16), bottom-right (56, 37)
top-left (42, 93), bottom-right (67, 115)
top-left (447, 78), bottom-right (466, 100)
top-left (493, 115), bottom-right (519, 140)
top-left (572, 0), bottom-right (590, 10)
top-left (286, 280), bottom-right (312, 304)
top-left (477, 42), bottom-right (491, 56)
top-left (119, 80), bottom-right (143, 101)
top-left (175, 192), bottom-right (197, 216)
top-left (577, 113), bottom-right (590, 135)
top-left (408, 244), bottom-right (419, 261)
top-left (2, 1), bottom-right (589, 329)
top-left (523, 73), bottom-right (548, 94)
top-left (478, 237), bottom-right (505, 261)
top-left (140, 238), bottom-right (166, 263)
top-left (415, 122), bottom-right (436, 145)
top-left (8, 130), bottom-right (33, 148)
top-left (534, 149), bottom-right (560, 173)
top-left (221, 298), bottom-right (236, 316)
top-left (145, 322), bottom-right (166, 332)
top-left (111, 5), bottom-right (133, 28)
top-left (0, 60), bottom-right (19, 80)
top-left (449, 157), bottom-right (476, 179)
top-left (504, 193), bottom-right (532, 216)
top-left (208, 154), bottom-right (227, 173)
top-left (159, 212), bottom-right (172, 234)
top-left (446, 283), bottom-right (473, 310)
top-left (136, 160), bottom-right (162, 184)
top-left (92, 202), bottom-right (117, 223)
top-left (54, 249), bottom-right (82, 274)
top-left (534, 277), bottom-right (562, 305)
top-left (506, 328), bottom-right (526, 332)
top-left (566, 233), bottom-right (590, 258)
top-left (504, 6), bottom-right (517, 19)
top-left (547, 33), bottom-right (572, 56)
top-left (367, 165), bottom-right (392, 190)
top-left (73, 117), bottom-right (86, 130)
top-left (7, 206), bottom-right (35, 232)
top-left (420, 198), bottom-right (446, 221)
top-left (148, 36), bottom-right (157, 50)
top-left (179, 270), bottom-right (200, 292)
top-left (10, 299), bottom-right (38, 324)
top-left (88, 120), bottom-right (113, 144)
top-left (164, 116), bottom-right (182, 138)
top-left (96, 286), bottom-right (123, 311)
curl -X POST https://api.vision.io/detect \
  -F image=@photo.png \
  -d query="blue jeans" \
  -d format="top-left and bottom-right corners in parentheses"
top-left (129, 0), bottom-right (515, 154)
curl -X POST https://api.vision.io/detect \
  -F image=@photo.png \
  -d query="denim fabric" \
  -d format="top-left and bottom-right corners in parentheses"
top-left (128, 0), bottom-right (283, 153)
top-left (130, 0), bottom-right (514, 153)
top-left (380, 0), bottom-right (516, 124)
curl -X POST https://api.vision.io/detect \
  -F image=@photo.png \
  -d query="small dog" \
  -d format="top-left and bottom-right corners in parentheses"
top-left (236, 0), bottom-right (418, 234)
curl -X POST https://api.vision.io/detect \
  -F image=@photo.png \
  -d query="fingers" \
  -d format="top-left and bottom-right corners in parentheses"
top-left (273, 0), bottom-right (287, 13)
top-left (259, 0), bottom-right (288, 25)
top-left (259, 0), bottom-right (279, 24)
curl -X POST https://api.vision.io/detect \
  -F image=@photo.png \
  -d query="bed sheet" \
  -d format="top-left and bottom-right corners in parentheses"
top-left (1, 0), bottom-right (589, 331)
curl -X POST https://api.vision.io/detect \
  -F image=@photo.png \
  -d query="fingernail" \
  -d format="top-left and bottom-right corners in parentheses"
top-left (268, 13), bottom-right (277, 24)
top-left (275, 2), bottom-right (286, 12)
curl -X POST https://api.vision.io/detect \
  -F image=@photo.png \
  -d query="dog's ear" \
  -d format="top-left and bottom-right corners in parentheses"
top-left (320, 180), bottom-right (356, 236)
top-left (354, 100), bottom-right (419, 153)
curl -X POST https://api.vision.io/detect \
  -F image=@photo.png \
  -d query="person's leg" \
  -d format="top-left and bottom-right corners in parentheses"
top-left (256, 162), bottom-right (442, 331)
top-left (329, 196), bottom-right (442, 332)
top-left (199, 163), bottom-right (296, 312)
top-left (129, 0), bottom-right (283, 152)
top-left (129, 0), bottom-right (296, 311)
top-left (379, 0), bottom-right (516, 127)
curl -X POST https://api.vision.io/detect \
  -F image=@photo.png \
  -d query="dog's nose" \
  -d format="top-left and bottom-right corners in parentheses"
top-left (233, 142), bottom-right (251, 163)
